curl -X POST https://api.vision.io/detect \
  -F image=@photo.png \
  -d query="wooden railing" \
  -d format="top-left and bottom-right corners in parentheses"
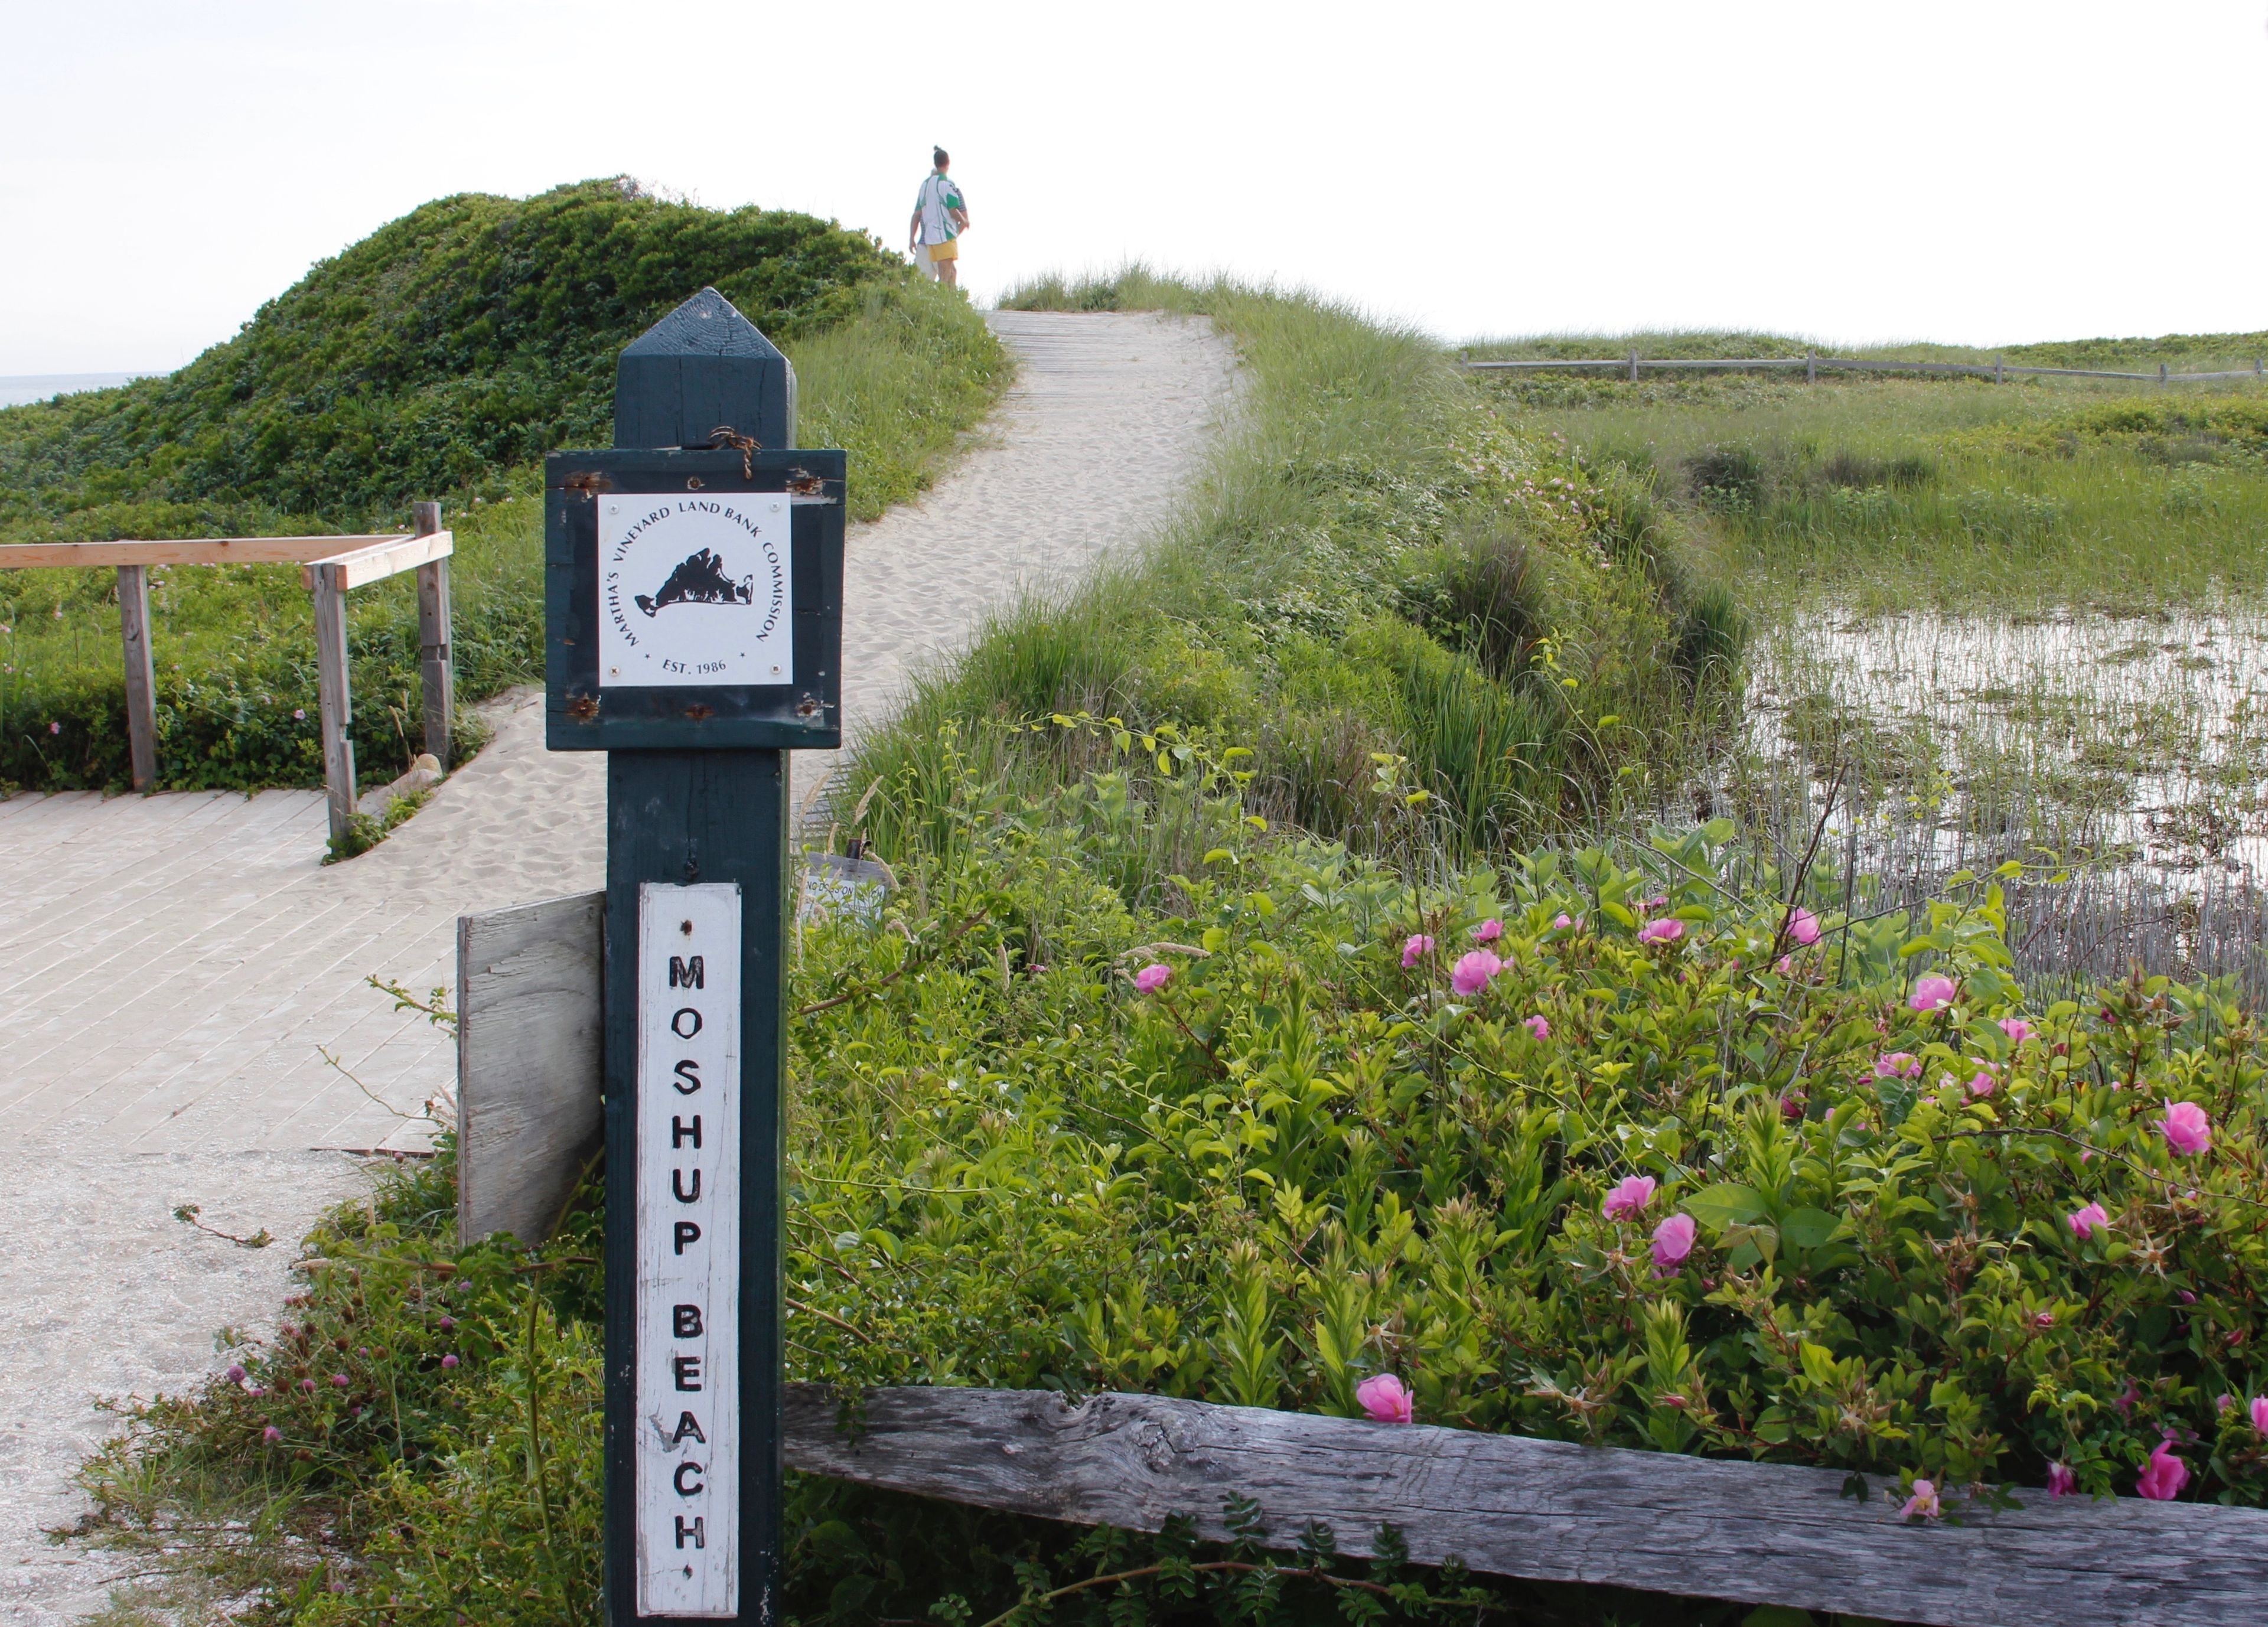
top-left (784, 1384), bottom-right (2268, 1627)
top-left (0, 502), bottom-right (454, 840)
top-left (1465, 350), bottom-right (2268, 385)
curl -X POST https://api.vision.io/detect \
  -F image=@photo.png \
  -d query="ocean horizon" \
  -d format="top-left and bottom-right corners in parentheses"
top-left (0, 371), bottom-right (169, 408)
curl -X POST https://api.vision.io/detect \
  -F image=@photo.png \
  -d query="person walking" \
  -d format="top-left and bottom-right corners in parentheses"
top-left (909, 146), bottom-right (970, 286)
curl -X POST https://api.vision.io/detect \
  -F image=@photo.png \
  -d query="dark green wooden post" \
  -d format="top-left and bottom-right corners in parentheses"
top-left (546, 286), bottom-right (844, 1625)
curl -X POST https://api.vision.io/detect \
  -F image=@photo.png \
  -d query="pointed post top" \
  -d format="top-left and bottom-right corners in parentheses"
top-left (621, 286), bottom-right (787, 363)
top-left (615, 286), bottom-right (796, 450)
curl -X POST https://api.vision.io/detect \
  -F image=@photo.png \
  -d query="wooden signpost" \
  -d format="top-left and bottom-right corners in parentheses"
top-left (546, 285), bottom-right (844, 1623)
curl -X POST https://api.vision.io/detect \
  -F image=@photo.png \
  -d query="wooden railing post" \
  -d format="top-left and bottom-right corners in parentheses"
top-left (116, 565), bottom-right (159, 791)
top-left (1806, 350), bottom-right (1816, 384)
top-left (1996, 354), bottom-right (2005, 384)
top-left (2159, 362), bottom-right (2169, 385)
top-left (1627, 348), bottom-right (1638, 383)
top-left (412, 500), bottom-right (453, 765)
top-left (312, 560), bottom-right (356, 843)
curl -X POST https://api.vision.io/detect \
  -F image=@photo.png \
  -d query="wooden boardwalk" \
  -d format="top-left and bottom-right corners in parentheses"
top-left (0, 309), bottom-right (1237, 1622)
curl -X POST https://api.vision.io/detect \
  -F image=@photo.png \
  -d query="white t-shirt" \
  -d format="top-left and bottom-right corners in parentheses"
top-left (914, 171), bottom-right (965, 245)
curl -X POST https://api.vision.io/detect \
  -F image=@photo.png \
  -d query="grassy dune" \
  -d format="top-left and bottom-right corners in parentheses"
top-left (850, 270), bottom-right (1744, 866)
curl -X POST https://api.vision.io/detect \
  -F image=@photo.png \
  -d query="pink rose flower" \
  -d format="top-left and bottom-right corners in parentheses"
top-left (1966, 1064), bottom-right (1996, 1098)
top-left (2067, 1201), bottom-right (2110, 1240)
top-left (1909, 974), bottom-right (1957, 1012)
top-left (1602, 1175), bottom-right (1656, 1220)
top-left (1650, 1212), bottom-right (1697, 1272)
top-left (1637, 917), bottom-right (1683, 945)
top-left (2251, 1396), bottom-right (2268, 1436)
top-left (2159, 1100), bottom-right (2210, 1156)
top-left (1401, 934), bottom-right (1434, 969)
top-left (2033, 1311), bottom-right (2055, 1329)
top-left (1524, 1013), bottom-right (1550, 1039)
top-left (2046, 1462), bottom-right (2077, 1497)
top-left (1999, 1017), bottom-right (2033, 1043)
top-left (1898, 1478), bottom-right (1941, 1520)
top-left (1355, 1372), bottom-right (1413, 1423)
top-left (1449, 950), bottom-right (1502, 997)
top-left (1472, 918), bottom-right (1503, 942)
top-left (1133, 963), bottom-right (1172, 993)
top-left (1873, 1052), bottom-right (1921, 1080)
top-left (1787, 907), bottom-right (1820, 945)
top-left (1552, 912), bottom-right (1573, 930)
top-left (2136, 1440), bottom-right (2188, 1501)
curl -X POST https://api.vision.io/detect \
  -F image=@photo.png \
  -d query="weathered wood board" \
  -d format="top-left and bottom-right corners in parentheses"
top-left (782, 1385), bottom-right (2268, 1627)
top-left (457, 891), bottom-right (605, 1245)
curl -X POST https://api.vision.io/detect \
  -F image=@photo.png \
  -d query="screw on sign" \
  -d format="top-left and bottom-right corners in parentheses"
top-left (545, 286), bottom-right (845, 1623)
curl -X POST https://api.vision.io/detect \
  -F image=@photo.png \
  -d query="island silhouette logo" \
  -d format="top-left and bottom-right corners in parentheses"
top-left (634, 547), bottom-right (755, 618)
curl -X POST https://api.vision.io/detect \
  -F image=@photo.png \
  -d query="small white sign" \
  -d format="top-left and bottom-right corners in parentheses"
top-left (635, 883), bottom-right (741, 1618)
top-left (599, 497), bottom-right (793, 689)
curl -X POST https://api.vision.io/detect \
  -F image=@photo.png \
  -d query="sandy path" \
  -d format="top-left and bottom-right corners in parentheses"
top-left (0, 309), bottom-right (1236, 1622)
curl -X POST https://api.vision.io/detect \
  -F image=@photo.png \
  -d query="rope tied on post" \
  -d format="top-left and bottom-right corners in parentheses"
top-left (706, 424), bottom-right (760, 478)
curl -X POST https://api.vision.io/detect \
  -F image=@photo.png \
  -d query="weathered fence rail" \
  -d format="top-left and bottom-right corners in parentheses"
top-left (0, 503), bottom-right (454, 837)
top-left (783, 1384), bottom-right (2268, 1627)
top-left (1466, 350), bottom-right (2268, 385)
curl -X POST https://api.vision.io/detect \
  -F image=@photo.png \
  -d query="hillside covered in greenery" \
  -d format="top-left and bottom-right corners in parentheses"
top-left (0, 177), bottom-right (907, 540)
top-left (0, 180), bottom-right (1007, 796)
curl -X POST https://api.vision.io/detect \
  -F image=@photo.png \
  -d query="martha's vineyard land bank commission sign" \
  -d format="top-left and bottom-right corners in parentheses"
top-left (599, 497), bottom-right (791, 687)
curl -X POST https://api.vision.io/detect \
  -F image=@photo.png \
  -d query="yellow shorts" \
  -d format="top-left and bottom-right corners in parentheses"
top-left (927, 238), bottom-right (959, 262)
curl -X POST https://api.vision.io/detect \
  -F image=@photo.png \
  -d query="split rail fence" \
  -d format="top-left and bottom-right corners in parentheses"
top-left (1467, 351), bottom-right (2268, 385)
top-left (0, 501), bottom-right (454, 840)
top-left (784, 1384), bottom-right (2268, 1627)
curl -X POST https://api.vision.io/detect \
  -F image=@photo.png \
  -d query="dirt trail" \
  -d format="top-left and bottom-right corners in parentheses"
top-left (0, 309), bottom-right (1236, 1622)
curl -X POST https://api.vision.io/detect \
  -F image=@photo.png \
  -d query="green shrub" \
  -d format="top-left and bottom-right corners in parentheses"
top-left (0, 179), bottom-right (906, 538)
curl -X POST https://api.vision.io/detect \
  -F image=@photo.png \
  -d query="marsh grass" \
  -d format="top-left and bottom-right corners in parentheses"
top-left (1480, 331), bottom-right (2268, 997)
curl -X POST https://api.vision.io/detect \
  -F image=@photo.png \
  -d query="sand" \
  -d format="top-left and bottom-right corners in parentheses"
top-left (0, 309), bottom-right (1237, 1622)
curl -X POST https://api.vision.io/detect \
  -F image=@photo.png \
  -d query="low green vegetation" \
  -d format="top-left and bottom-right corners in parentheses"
top-left (859, 269), bottom-right (1744, 864)
top-left (76, 741), bottom-right (2268, 1624)
top-left (0, 182), bottom-right (1009, 795)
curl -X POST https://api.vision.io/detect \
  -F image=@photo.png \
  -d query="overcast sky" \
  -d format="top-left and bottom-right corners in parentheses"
top-left (6, 1), bottom-right (2266, 375)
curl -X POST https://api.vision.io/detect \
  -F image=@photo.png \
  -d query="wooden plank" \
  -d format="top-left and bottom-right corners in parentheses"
top-left (456, 891), bottom-right (604, 1244)
top-left (782, 1385), bottom-right (2268, 1627)
top-left (411, 503), bottom-right (452, 765)
top-left (0, 534), bottom-right (402, 571)
top-left (116, 565), bottom-right (158, 791)
top-left (297, 529), bottom-right (454, 592)
top-left (310, 561), bottom-right (356, 845)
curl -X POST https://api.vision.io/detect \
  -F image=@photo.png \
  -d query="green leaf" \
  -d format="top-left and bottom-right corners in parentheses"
top-left (1779, 1207), bottom-right (1842, 1249)
top-left (1683, 1182), bottom-right (1769, 1230)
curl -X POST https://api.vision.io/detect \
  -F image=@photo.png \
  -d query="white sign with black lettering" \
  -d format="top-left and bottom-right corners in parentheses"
top-left (599, 497), bottom-right (793, 689)
top-left (636, 882), bottom-right (741, 1617)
